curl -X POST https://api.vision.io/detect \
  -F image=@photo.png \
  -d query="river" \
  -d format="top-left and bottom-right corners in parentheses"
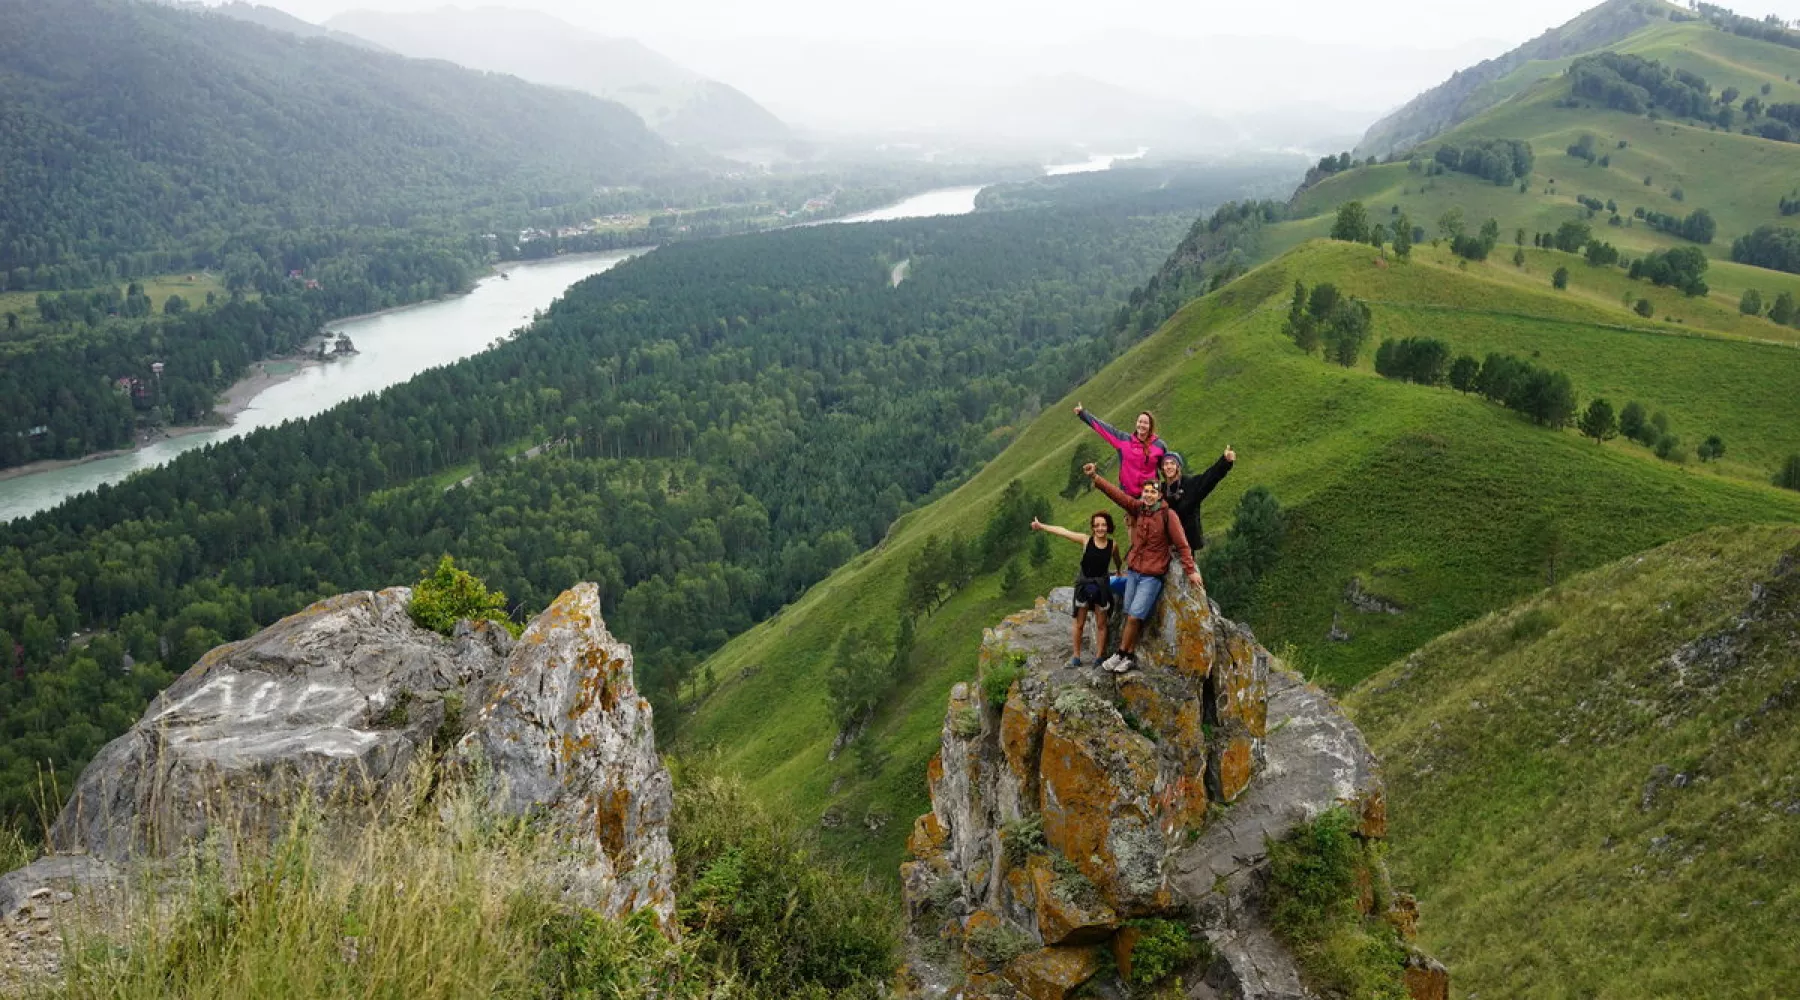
top-left (0, 252), bottom-right (638, 523)
top-left (0, 157), bottom-right (1150, 522)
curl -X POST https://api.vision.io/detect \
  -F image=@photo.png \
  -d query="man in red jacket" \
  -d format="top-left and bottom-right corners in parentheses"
top-left (1084, 462), bottom-right (1202, 673)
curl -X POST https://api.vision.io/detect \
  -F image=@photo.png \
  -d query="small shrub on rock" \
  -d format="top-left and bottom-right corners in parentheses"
top-left (1000, 815), bottom-right (1045, 866)
top-left (966, 920), bottom-right (1036, 965)
top-left (1124, 918), bottom-right (1208, 986)
top-left (983, 652), bottom-right (1028, 709)
top-left (408, 555), bottom-right (520, 638)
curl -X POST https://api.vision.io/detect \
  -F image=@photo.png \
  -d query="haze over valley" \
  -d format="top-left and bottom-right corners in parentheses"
top-left (5, 1), bottom-right (1800, 998)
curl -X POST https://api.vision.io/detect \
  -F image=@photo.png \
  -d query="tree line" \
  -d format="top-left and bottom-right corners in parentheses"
top-left (0, 204), bottom-right (1195, 834)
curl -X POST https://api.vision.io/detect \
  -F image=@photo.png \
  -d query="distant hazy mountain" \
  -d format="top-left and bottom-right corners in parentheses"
top-left (326, 7), bottom-right (789, 150)
top-left (1354, 0), bottom-right (1665, 157)
top-left (199, 2), bottom-right (392, 52)
top-left (946, 73), bottom-right (1245, 152)
top-left (0, 0), bottom-right (672, 274)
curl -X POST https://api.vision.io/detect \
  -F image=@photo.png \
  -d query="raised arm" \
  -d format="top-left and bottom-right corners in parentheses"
top-left (1084, 464), bottom-right (1138, 514)
top-left (1030, 518), bottom-right (1089, 546)
top-left (1190, 450), bottom-right (1235, 500)
top-left (1075, 405), bottom-right (1128, 450)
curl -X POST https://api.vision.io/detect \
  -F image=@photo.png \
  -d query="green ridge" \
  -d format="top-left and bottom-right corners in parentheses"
top-left (677, 238), bottom-right (1800, 875)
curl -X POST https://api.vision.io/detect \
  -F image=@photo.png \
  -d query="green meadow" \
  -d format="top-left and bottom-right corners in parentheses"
top-left (676, 239), bottom-right (1800, 875)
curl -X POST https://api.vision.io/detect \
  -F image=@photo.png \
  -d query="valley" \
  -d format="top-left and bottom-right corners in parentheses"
top-left (5, 0), bottom-right (1800, 997)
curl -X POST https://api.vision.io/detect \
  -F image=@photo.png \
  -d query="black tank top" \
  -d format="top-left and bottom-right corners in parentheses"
top-left (1080, 537), bottom-right (1114, 578)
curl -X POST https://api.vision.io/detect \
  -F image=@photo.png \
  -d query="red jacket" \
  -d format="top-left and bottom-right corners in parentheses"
top-left (1092, 473), bottom-right (1198, 578)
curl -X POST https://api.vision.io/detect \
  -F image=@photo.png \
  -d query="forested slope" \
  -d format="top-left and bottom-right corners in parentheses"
top-left (0, 0), bottom-right (671, 288)
top-left (672, 237), bottom-right (1800, 874)
top-left (0, 203), bottom-right (1215, 835)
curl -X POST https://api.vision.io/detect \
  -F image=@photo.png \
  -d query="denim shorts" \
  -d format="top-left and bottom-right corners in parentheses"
top-left (1122, 570), bottom-right (1163, 620)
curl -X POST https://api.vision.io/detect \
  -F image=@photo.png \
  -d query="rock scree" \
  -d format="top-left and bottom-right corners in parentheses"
top-left (900, 570), bottom-right (1447, 999)
top-left (12, 583), bottom-right (674, 929)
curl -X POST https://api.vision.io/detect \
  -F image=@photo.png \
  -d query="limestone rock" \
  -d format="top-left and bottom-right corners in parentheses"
top-left (1004, 945), bottom-right (1101, 1000)
top-left (49, 588), bottom-right (510, 860)
top-left (29, 581), bottom-right (673, 929)
top-left (458, 583), bottom-right (675, 924)
top-left (1403, 953), bottom-right (1450, 1000)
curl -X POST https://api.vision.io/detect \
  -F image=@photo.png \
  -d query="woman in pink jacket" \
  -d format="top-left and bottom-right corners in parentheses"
top-left (1074, 403), bottom-right (1167, 497)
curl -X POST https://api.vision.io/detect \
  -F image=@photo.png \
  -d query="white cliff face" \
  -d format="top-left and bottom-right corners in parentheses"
top-left (35, 582), bottom-right (674, 927)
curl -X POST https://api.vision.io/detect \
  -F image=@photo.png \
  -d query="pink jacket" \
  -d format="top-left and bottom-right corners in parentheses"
top-left (1079, 411), bottom-right (1167, 497)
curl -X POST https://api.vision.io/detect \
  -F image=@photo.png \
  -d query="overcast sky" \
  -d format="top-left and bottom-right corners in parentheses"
top-left (247, 0), bottom-right (1800, 48)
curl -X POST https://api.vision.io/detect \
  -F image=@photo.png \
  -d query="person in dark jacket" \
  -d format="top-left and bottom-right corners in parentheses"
top-left (1030, 511), bottom-right (1123, 667)
top-left (1157, 445), bottom-right (1236, 550)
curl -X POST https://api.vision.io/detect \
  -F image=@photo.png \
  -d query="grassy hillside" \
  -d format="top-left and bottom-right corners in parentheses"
top-left (676, 238), bottom-right (1800, 874)
top-left (1355, 0), bottom-right (1673, 157)
top-left (1345, 523), bottom-right (1800, 997)
top-left (1303, 19), bottom-right (1800, 276)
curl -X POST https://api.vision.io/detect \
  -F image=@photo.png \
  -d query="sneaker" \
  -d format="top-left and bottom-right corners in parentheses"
top-left (1104, 652), bottom-right (1137, 674)
top-left (1068, 656), bottom-right (1083, 668)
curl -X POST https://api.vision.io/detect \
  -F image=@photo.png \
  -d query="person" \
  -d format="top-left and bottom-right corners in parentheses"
top-left (1083, 462), bottom-right (1202, 672)
top-left (1074, 404), bottom-right (1166, 498)
top-left (1157, 446), bottom-right (1237, 551)
top-left (1030, 512), bottom-right (1123, 666)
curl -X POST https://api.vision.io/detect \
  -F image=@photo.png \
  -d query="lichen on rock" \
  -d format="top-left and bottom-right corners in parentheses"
top-left (902, 569), bottom-right (1447, 999)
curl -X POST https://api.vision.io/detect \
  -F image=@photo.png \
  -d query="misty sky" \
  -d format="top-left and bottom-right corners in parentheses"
top-left (251, 0), bottom-right (1800, 47)
top-left (231, 0), bottom-right (1800, 133)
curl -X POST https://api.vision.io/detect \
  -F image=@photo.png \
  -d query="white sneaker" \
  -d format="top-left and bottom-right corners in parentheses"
top-left (1102, 653), bottom-right (1134, 674)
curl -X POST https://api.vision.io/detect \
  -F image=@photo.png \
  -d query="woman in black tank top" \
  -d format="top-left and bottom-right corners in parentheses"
top-left (1030, 511), bottom-right (1123, 667)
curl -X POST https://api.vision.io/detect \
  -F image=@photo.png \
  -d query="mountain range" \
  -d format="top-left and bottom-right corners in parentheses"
top-left (323, 6), bottom-right (791, 151)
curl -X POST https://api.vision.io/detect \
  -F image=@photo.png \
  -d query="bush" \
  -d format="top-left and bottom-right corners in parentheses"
top-left (1619, 401), bottom-right (1650, 443)
top-left (1553, 267), bottom-right (1570, 290)
top-left (1000, 814), bottom-right (1045, 865)
top-left (1267, 808), bottom-right (1408, 1000)
top-left (966, 920), bottom-right (1036, 965)
top-left (672, 773), bottom-right (899, 993)
top-left (1740, 289), bottom-right (1764, 315)
top-left (1698, 435), bottom-right (1725, 462)
top-left (408, 555), bottom-right (520, 638)
top-left (1775, 455), bottom-right (1800, 491)
top-left (1635, 298), bottom-right (1654, 318)
top-left (1269, 808), bottom-right (1359, 938)
top-left (983, 652), bottom-right (1028, 709)
top-left (1124, 918), bottom-right (1208, 986)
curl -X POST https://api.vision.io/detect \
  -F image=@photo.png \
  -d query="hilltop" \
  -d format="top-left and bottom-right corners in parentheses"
top-left (326, 6), bottom-right (790, 151)
top-left (1302, 14), bottom-right (1800, 266)
top-left (675, 237), bottom-right (1800, 874)
top-left (1346, 523), bottom-right (1800, 997)
top-left (0, 0), bottom-right (670, 286)
top-left (1356, 0), bottom-right (1677, 158)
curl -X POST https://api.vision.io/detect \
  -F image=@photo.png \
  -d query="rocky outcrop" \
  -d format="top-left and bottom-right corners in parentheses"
top-left (458, 584), bottom-right (674, 921)
top-left (902, 570), bottom-right (1442, 999)
top-left (30, 583), bottom-right (674, 927)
